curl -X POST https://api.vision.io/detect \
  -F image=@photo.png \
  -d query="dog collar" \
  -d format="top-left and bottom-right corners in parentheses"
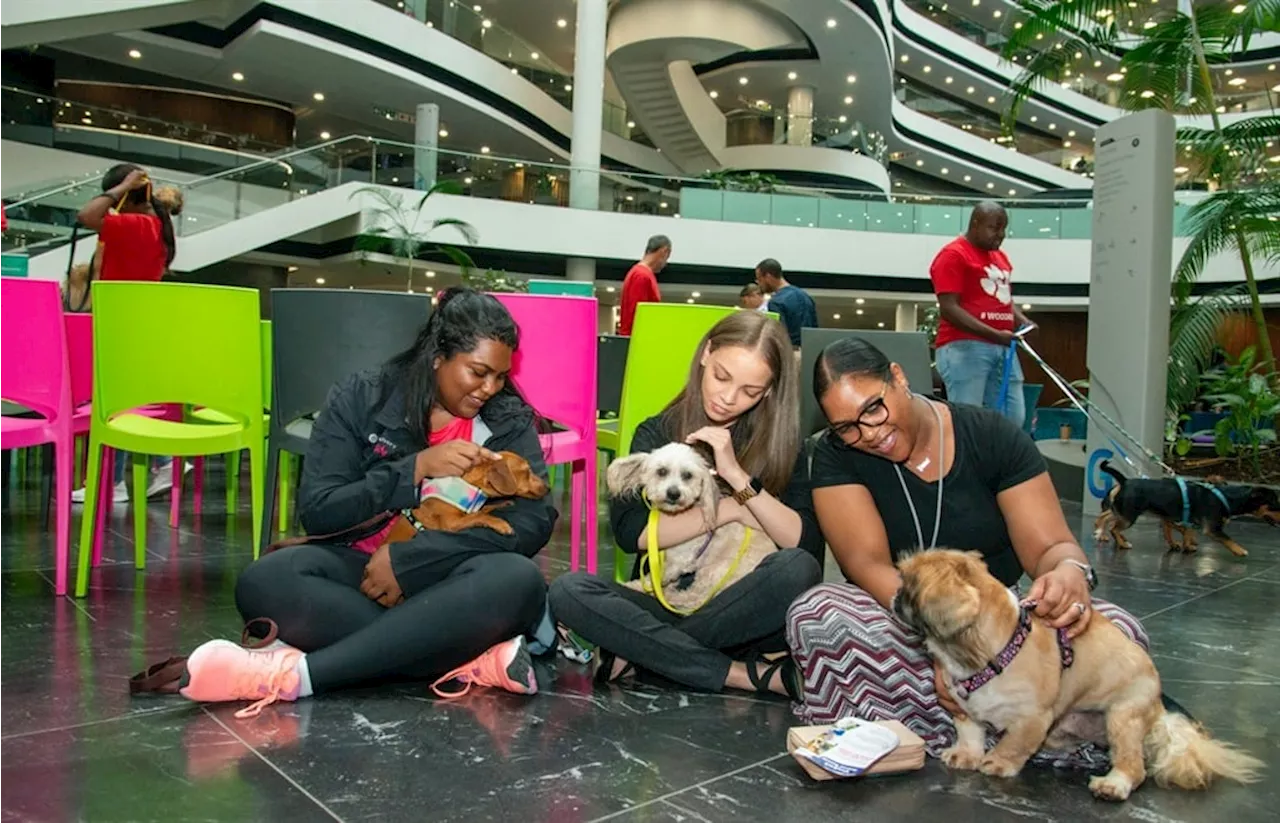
top-left (1175, 477), bottom-right (1230, 525)
top-left (952, 608), bottom-right (1074, 699)
top-left (401, 508), bottom-right (428, 533)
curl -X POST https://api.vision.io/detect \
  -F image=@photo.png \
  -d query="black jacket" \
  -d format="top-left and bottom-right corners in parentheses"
top-left (609, 413), bottom-right (824, 579)
top-left (298, 368), bottom-right (558, 596)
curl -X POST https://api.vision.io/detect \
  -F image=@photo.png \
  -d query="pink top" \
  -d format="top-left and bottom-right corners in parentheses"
top-left (350, 416), bottom-right (476, 554)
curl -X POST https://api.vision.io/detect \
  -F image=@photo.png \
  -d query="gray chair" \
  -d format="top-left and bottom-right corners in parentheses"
top-left (261, 289), bottom-right (432, 553)
top-left (597, 334), bottom-right (629, 417)
top-left (799, 329), bottom-right (934, 436)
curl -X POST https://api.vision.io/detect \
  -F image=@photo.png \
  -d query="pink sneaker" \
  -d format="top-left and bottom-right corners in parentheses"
top-left (180, 639), bottom-right (304, 719)
top-left (431, 636), bottom-right (537, 699)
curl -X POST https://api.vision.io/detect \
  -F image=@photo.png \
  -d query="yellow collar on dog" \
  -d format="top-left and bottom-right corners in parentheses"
top-left (643, 507), bottom-right (754, 616)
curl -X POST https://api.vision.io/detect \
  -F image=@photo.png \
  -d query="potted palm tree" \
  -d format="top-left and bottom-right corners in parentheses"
top-left (349, 180), bottom-right (479, 291)
top-left (1000, 0), bottom-right (1278, 382)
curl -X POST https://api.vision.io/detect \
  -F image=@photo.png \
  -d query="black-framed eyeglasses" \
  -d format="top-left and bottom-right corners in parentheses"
top-left (829, 383), bottom-right (891, 444)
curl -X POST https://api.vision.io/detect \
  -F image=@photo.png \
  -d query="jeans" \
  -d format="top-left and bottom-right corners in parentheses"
top-left (548, 549), bottom-right (822, 692)
top-left (235, 545), bottom-right (546, 692)
top-left (936, 339), bottom-right (1025, 428)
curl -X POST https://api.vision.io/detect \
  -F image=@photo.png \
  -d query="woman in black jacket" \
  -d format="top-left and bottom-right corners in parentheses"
top-left (550, 311), bottom-right (823, 697)
top-left (179, 289), bottom-right (557, 717)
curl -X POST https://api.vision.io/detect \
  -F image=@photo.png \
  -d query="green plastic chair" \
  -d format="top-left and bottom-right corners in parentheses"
top-left (75, 282), bottom-right (266, 597)
top-left (528, 279), bottom-right (595, 297)
top-left (611, 303), bottom-right (738, 582)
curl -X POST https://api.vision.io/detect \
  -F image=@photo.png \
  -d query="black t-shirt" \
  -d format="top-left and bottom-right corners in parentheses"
top-left (810, 402), bottom-right (1046, 587)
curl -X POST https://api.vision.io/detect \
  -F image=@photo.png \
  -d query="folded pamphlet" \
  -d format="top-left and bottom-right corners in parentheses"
top-left (787, 719), bottom-right (926, 781)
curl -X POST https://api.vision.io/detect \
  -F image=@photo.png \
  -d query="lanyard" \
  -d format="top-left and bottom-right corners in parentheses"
top-left (893, 396), bottom-right (945, 550)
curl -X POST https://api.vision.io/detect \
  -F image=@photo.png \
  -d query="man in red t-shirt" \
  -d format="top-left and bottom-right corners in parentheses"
top-left (617, 234), bottom-right (671, 336)
top-left (929, 202), bottom-right (1033, 426)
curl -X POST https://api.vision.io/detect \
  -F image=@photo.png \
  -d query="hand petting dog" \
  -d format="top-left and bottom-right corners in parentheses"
top-left (685, 426), bottom-right (750, 491)
top-left (1024, 561), bottom-right (1092, 639)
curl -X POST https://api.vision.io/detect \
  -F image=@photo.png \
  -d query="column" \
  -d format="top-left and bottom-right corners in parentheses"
top-left (566, 0), bottom-right (607, 281)
top-left (413, 103), bottom-right (439, 191)
top-left (894, 302), bottom-right (917, 332)
top-left (786, 85), bottom-right (814, 147)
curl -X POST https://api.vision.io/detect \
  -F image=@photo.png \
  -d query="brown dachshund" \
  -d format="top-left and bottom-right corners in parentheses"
top-left (385, 451), bottom-right (548, 543)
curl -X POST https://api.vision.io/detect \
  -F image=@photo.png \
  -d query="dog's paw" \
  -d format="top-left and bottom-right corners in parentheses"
top-left (978, 754), bottom-right (1022, 778)
top-left (1092, 529), bottom-right (1109, 543)
top-left (1089, 771), bottom-right (1135, 802)
top-left (940, 745), bottom-right (983, 771)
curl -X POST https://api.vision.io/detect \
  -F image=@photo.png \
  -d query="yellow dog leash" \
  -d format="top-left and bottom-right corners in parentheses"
top-left (642, 506), bottom-right (754, 616)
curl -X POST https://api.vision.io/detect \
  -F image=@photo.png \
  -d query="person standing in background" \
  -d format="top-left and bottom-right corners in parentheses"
top-left (739, 283), bottom-right (769, 312)
top-left (618, 234), bottom-right (671, 336)
top-left (754, 259), bottom-right (816, 351)
top-left (929, 202), bottom-right (1033, 427)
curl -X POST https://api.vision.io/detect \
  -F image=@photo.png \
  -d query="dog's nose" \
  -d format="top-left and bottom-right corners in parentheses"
top-left (665, 486), bottom-right (682, 504)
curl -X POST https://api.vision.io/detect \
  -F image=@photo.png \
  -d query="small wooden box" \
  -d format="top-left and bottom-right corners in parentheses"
top-left (786, 721), bottom-right (927, 781)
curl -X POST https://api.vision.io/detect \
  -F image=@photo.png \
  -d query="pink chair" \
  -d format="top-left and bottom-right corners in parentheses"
top-left (65, 313), bottom-right (182, 566)
top-left (492, 293), bottom-right (599, 573)
top-left (2, 278), bottom-right (74, 595)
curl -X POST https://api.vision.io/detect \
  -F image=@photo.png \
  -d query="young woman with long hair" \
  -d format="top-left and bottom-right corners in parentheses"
top-left (550, 311), bottom-right (823, 697)
top-left (176, 289), bottom-right (558, 716)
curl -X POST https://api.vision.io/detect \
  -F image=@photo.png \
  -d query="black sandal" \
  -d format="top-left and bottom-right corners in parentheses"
top-left (747, 654), bottom-right (802, 701)
top-left (593, 649), bottom-right (637, 685)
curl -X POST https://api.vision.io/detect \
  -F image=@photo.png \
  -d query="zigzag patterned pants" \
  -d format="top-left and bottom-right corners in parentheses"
top-left (786, 583), bottom-right (1149, 771)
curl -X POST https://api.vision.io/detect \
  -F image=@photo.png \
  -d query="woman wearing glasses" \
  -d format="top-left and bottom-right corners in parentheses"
top-left (786, 337), bottom-right (1146, 770)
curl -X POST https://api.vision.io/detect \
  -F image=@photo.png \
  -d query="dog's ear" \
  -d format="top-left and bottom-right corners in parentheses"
top-left (696, 471), bottom-right (719, 531)
top-left (485, 460), bottom-right (518, 497)
top-left (925, 582), bottom-right (983, 640)
top-left (606, 454), bottom-right (648, 497)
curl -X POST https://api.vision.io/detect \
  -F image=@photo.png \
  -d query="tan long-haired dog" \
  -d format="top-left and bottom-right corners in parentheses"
top-left (895, 550), bottom-right (1262, 801)
top-left (607, 443), bottom-right (775, 611)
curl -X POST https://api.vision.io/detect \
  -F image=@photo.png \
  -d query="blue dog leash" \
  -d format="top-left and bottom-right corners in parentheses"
top-left (1174, 477), bottom-right (1231, 526)
top-left (996, 339), bottom-right (1016, 416)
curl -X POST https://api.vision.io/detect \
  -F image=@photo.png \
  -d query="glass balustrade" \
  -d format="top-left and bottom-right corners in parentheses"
top-left (723, 110), bottom-right (889, 165)
top-left (7, 136), bottom-right (1203, 256)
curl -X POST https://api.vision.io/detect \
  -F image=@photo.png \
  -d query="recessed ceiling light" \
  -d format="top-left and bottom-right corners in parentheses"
top-left (709, 90), bottom-right (719, 98)
top-left (606, 286), bottom-right (615, 293)
top-left (844, 95), bottom-right (853, 104)
top-left (1030, 115), bottom-right (1038, 122)
top-left (320, 131), bottom-right (331, 139)
top-left (901, 55), bottom-right (909, 63)
top-left (1107, 72), bottom-right (1124, 82)
top-left (838, 115), bottom-right (847, 123)
top-left (1008, 188), bottom-right (1017, 195)
top-left (826, 19), bottom-right (837, 28)
top-left (1228, 77), bottom-right (1247, 86)
top-left (1270, 64), bottom-right (1277, 71)
top-left (941, 167), bottom-right (949, 174)
top-left (232, 71), bottom-right (245, 81)
top-left (916, 159), bottom-right (924, 166)
top-left (426, 271), bottom-right (436, 278)
top-left (966, 86), bottom-right (975, 93)
top-left (1048, 123), bottom-right (1056, 130)
top-left (659, 202), bottom-right (668, 208)
top-left (987, 182), bottom-right (995, 189)
top-left (833, 313), bottom-right (842, 320)
top-left (1225, 69), bottom-right (1234, 76)
top-left (853, 298), bottom-right (866, 306)
top-left (877, 322), bottom-right (886, 328)
top-left (993, 10), bottom-right (1002, 18)
top-left (1067, 130), bottom-right (1076, 137)
top-left (855, 309), bottom-right (864, 315)
top-left (1174, 165), bottom-right (1189, 174)
top-left (482, 19), bottom-right (492, 28)
top-left (1063, 140), bottom-right (1072, 147)
top-left (923, 65), bottom-right (932, 73)
top-left (531, 51), bottom-right (539, 60)
top-left (480, 146), bottom-right (490, 153)
top-left (463, 176), bottom-right (473, 184)
top-left (1232, 3), bottom-right (1246, 12)
top-left (1021, 304), bottom-right (1032, 311)
top-left (626, 120), bottom-right (635, 128)
top-left (315, 277), bottom-right (326, 284)
top-left (556, 18), bottom-right (567, 27)
top-left (472, 4), bottom-right (481, 10)
top-left (514, 162), bottom-right (523, 168)
top-left (128, 49), bottom-right (142, 59)
top-left (565, 84), bottom-right (572, 91)
top-left (738, 76), bottom-right (748, 85)
top-left (963, 174), bottom-right (972, 181)
top-left (313, 92), bottom-right (325, 101)
top-left (988, 96), bottom-right (996, 104)
top-left (944, 76), bottom-right (953, 84)
top-left (1140, 90), bottom-right (1155, 98)
top-left (439, 129), bottom-right (448, 137)
top-left (686, 298), bottom-right (695, 304)
top-left (691, 291), bottom-right (701, 298)
top-left (788, 71), bottom-right (797, 80)
top-left (847, 74), bottom-right (856, 83)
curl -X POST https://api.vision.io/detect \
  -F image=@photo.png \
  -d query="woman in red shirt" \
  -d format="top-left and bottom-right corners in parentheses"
top-left (75, 163), bottom-right (176, 282)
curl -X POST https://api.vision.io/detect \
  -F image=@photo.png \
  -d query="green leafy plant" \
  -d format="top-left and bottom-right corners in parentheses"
top-left (349, 181), bottom-right (477, 291)
top-left (917, 305), bottom-right (940, 348)
top-left (1199, 346), bottom-right (1280, 475)
top-left (1001, 0), bottom-right (1279, 374)
top-left (697, 169), bottom-right (781, 193)
top-left (461, 268), bottom-right (528, 293)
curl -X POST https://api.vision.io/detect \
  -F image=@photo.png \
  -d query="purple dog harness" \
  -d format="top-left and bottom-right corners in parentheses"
top-left (952, 606), bottom-right (1074, 699)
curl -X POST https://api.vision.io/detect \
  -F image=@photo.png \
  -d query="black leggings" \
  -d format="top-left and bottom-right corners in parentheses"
top-left (549, 548), bottom-right (822, 692)
top-left (234, 545), bottom-right (546, 693)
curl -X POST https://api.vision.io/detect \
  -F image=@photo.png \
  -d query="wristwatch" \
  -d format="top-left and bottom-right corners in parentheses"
top-left (732, 476), bottom-right (763, 505)
top-left (1059, 559), bottom-right (1097, 591)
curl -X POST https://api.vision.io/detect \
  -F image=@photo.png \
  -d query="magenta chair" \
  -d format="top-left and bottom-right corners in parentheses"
top-left (2, 278), bottom-right (74, 595)
top-left (492, 293), bottom-right (600, 573)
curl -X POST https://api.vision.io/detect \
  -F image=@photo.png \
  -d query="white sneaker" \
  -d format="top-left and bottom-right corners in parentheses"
top-left (146, 461), bottom-right (193, 499)
top-left (70, 481), bottom-right (129, 504)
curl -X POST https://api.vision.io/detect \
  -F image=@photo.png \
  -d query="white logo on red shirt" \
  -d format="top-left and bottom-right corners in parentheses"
top-left (980, 263), bottom-right (1012, 305)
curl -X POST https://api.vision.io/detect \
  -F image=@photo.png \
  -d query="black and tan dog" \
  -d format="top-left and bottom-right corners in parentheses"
top-left (1093, 460), bottom-right (1279, 556)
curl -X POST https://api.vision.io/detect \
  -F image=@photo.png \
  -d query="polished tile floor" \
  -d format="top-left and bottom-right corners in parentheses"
top-left (2, 461), bottom-right (1277, 822)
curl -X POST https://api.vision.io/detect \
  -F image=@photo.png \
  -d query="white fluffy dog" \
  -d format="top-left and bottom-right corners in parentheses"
top-left (607, 443), bottom-right (776, 611)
